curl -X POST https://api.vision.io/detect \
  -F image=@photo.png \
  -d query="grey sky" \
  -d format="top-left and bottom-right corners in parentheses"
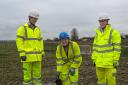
top-left (0, 0), bottom-right (128, 40)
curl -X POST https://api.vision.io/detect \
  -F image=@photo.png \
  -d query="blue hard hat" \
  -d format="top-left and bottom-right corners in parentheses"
top-left (59, 32), bottom-right (69, 40)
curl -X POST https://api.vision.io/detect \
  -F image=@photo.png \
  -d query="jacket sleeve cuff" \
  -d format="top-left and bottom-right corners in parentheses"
top-left (19, 52), bottom-right (26, 57)
top-left (70, 64), bottom-right (79, 69)
top-left (42, 51), bottom-right (45, 55)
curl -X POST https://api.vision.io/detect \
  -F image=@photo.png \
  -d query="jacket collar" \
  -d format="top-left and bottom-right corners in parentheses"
top-left (97, 24), bottom-right (112, 33)
top-left (24, 23), bottom-right (37, 29)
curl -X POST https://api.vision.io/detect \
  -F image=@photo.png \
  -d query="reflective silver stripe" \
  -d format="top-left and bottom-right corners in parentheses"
top-left (93, 44), bottom-right (112, 47)
top-left (26, 52), bottom-right (42, 54)
top-left (57, 57), bottom-right (69, 60)
top-left (19, 50), bottom-right (25, 53)
top-left (73, 60), bottom-right (80, 64)
top-left (57, 63), bottom-right (63, 66)
top-left (108, 29), bottom-right (113, 44)
top-left (114, 48), bottom-right (121, 52)
top-left (33, 77), bottom-right (41, 80)
top-left (23, 82), bottom-right (32, 85)
top-left (41, 50), bottom-right (44, 52)
top-left (17, 35), bottom-right (42, 40)
top-left (57, 58), bottom-right (71, 61)
top-left (93, 49), bottom-right (113, 53)
top-left (113, 43), bottom-right (121, 46)
top-left (57, 58), bottom-right (63, 60)
top-left (23, 80), bottom-right (32, 85)
top-left (57, 58), bottom-right (69, 64)
top-left (60, 45), bottom-right (63, 57)
top-left (93, 43), bottom-right (120, 48)
top-left (57, 55), bottom-right (80, 62)
top-left (24, 38), bottom-right (42, 40)
top-left (62, 77), bottom-right (69, 82)
top-left (70, 41), bottom-right (75, 55)
top-left (75, 55), bottom-right (81, 58)
top-left (24, 26), bottom-right (28, 38)
top-left (33, 77), bottom-right (41, 84)
top-left (23, 68), bottom-right (27, 70)
top-left (16, 35), bottom-right (24, 38)
top-left (98, 83), bottom-right (107, 85)
top-left (70, 82), bottom-right (78, 84)
top-left (33, 82), bottom-right (41, 85)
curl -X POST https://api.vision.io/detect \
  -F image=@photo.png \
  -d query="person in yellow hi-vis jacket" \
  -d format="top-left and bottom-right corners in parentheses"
top-left (56, 32), bottom-right (82, 85)
top-left (91, 13), bottom-right (121, 85)
top-left (16, 9), bottom-right (45, 85)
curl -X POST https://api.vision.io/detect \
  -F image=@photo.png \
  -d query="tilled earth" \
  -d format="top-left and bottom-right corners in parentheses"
top-left (0, 52), bottom-right (128, 85)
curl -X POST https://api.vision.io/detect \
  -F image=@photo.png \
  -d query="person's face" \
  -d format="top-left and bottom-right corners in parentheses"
top-left (29, 16), bottom-right (38, 25)
top-left (99, 19), bottom-right (108, 28)
top-left (61, 39), bottom-right (69, 46)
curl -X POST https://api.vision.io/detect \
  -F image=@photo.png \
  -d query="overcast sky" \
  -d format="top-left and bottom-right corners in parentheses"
top-left (0, 0), bottom-right (128, 40)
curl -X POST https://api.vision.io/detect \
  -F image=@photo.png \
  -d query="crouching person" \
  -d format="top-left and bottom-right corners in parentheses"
top-left (56, 32), bottom-right (82, 85)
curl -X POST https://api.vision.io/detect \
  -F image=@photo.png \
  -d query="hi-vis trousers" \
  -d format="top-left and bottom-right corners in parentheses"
top-left (59, 63), bottom-right (79, 85)
top-left (96, 67), bottom-right (116, 85)
top-left (23, 61), bottom-right (42, 85)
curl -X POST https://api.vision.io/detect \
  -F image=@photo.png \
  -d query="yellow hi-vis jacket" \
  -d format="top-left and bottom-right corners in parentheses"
top-left (56, 41), bottom-right (82, 73)
top-left (91, 25), bottom-right (121, 68)
top-left (16, 23), bottom-right (44, 62)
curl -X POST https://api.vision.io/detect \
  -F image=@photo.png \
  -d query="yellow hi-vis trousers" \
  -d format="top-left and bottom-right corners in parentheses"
top-left (96, 67), bottom-right (116, 85)
top-left (23, 61), bottom-right (42, 85)
top-left (59, 63), bottom-right (78, 85)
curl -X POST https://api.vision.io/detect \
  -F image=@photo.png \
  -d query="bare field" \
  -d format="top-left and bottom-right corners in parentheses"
top-left (0, 41), bottom-right (128, 85)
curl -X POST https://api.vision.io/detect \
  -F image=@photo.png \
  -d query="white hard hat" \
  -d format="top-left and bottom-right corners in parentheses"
top-left (29, 9), bottom-right (39, 18)
top-left (98, 13), bottom-right (110, 21)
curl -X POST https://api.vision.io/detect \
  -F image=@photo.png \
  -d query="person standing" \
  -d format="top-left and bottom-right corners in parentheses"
top-left (16, 9), bottom-right (44, 85)
top-left (91, 13), bottom-right (121, 85)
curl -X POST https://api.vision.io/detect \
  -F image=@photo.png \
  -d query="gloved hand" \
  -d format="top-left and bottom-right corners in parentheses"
top-left (113, 60), bottom-right (119, 68)
top-left (42, 55), bottom-right (44, 58)
top-left (21, 56), bottom-right (26, 61)
top-left (56, 72), bottom-right (61, 79)
top-left (69, 68), bottom-right (75, 76)
top-left (92, 59), bottom-right (96, 66)
top-left (55, 72), bottom-right (62, 85)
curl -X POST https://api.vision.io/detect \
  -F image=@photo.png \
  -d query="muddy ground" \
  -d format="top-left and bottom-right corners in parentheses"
top-left (0, 53), bottom-right (128, 85)
top-left (0, 41), bottom-right (128, 85)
